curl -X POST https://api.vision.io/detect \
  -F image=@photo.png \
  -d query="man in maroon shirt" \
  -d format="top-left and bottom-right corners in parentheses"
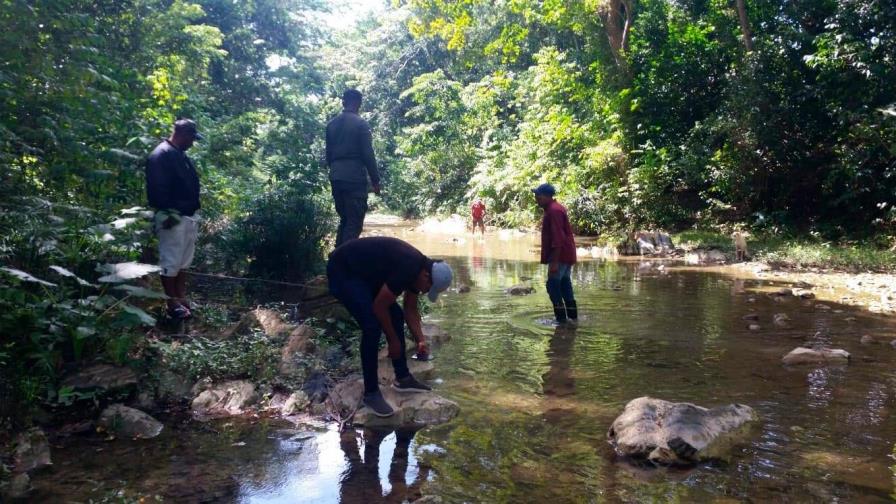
top-left (533, 183), bottom-right (578, 323)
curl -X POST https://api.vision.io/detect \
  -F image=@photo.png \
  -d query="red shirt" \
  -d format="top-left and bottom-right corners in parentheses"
top-left (471, 201), bottom-right (486, 220)
top-left (540, 200), bottom-right (577, 265)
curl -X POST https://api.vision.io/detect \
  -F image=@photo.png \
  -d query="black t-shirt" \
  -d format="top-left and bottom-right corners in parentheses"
top-left (145, 140), bottom-right (201, 216)
top-left (328, 237), bottom-right (428, 296)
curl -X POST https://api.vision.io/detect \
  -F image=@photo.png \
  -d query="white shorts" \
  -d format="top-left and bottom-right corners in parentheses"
top-left (155, 213), bottom-right (199, 277)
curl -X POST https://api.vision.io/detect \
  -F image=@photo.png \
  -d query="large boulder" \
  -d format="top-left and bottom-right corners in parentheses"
top-left (12, 428), bottom-right (51, 473)
top-left (98, 404), bottom-right (164, 439)
top-left (191, 380), bottom-right (257, 419)
top-left (61, 364), bottom-right (137, 393)
top-left (607, 397), bottom-right (758, 465)
top-left (782, 347), bottom-right (850, 365)
top-left (329, 378), bottom-right (459, 427)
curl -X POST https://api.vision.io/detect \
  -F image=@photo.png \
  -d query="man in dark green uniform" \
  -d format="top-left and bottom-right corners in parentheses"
top-left (326, 89), bottom-right (380, 247)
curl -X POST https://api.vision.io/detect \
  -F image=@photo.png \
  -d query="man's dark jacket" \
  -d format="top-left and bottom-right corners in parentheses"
top-left (325, 111), bottom-right (379, 185)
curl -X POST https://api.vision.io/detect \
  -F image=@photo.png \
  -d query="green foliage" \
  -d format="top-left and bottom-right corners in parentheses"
top-left (154, 332), bottom-right (280, 383)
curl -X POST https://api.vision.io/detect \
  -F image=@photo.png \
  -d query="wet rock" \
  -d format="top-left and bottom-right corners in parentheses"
top-left (191, 380), bottom-right (257, 419)
top-left (748, 323), bottom-right (761, 331)
top-left (225, 307), bottom-right (292, 339)
top-left (99, 404), bottom-right (164, 439)
top-left (505, 284), bottom-right (534, 295)
top-left (156, 369), bottom-right (193, 401)
top-left (329, 378), bottom-right (459, 427)
top-left (607, 397), bottom-right (757, 465)
top-left (302, 370), bottom-right (334, 403)
top-left (801, 451), bottom-right (894, 493)
top-left (844, 316), bottom-right (857, 323)
top-left (773, 313), bottom-right (791, 328)
top-left (684, 249), bottom-right (727, 265)
top-left (61, 364), bottom-right (137, 393)
top-left (774, 288), bottom-right (793, 296)
top-left (741, 313), bottom-right (759, 321)
top-left (457, 284), bottom-right (471, 293)
top-left (891, 339), bottom-right (896, 349)
top-left (134, 390), bottom-right (156, 411)
top-left (12, 428), bottom-right (51, 473)
top-left (422, 322), bottom-right (451, 343)
top-left (782, 347), bottom-right (850, 365)
top-left (3, 473), bottom-right (30, 499)
top-left (282, 391), bottom-right (310, 415)
top-left (814, 304), bottom-right (831, 311)
top-left (860, 334), bottom-right (876, 345)
top-left (279, 324), bottom-right (315, 376)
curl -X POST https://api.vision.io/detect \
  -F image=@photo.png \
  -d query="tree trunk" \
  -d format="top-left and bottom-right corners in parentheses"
top-left (734, 0), bottom-right (754, 51)
top-left (600, 0), bottom-right (634, 69)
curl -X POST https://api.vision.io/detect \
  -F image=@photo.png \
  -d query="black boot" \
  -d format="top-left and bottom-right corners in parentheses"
top-left (566, 300), bottom-right (578, 320)
top-left (553, 305), bottom-right (568, 324)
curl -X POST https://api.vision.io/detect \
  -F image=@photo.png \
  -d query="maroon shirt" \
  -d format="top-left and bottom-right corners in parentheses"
top-left (540, 200), bottom-right (577, 265)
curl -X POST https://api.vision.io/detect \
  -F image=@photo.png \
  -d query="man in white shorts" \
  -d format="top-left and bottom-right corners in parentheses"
top-left (145, 119), bottom-right (203, 320)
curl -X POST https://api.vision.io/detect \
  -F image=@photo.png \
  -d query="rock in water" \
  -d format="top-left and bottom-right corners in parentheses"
top-left (505, 284), bottom-right (534, 295)
top-left (191, 380), bottom-right (257, 419)
top-left (860, 335), bottom-right (876, 345)
top-left (12, 428), bottom-right (51, 473)
top-left (607, 397), bottom-right (757, 465)
top-left (773, 313), bottom-right (792, 328)
top-left (99, 404), bottom-right (163, 439)
top-left (782, 347), bottom-right (850, 365)
top-left (328, 378), bottom-right (459, 427)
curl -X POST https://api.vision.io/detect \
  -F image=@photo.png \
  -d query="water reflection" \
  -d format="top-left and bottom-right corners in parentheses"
top-left (338, 427), bottom-right (428, 504)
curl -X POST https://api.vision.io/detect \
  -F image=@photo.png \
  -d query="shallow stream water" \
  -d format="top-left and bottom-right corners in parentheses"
top-left (30, 220), bottom-right (896, 502)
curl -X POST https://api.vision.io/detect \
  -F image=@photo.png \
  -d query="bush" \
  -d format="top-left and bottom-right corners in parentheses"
top-left (215, 184), bottom-right (334, 281)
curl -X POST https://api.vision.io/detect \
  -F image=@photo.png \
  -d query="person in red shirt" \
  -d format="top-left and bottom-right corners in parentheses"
top-left (533, 183), bottom-right (578, 323)
top-left (470, 197), bottom-right (486, 235)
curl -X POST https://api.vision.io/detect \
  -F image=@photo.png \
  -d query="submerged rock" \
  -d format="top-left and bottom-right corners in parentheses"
top-left (860, 334), bottom-right (876, 345)
top-left (607, 397), bottom-right (757, 465)
top-left (748, 323), bottom-right (761, 331)
top-left (191, 380), bottom-right (257, 419)
top-left (782, 347), bottom-right (850, 365)
top-left (12, 428), bottom-right (51, 473)
top-left (329, 378), bottom-right (459, 427)
top-left (99, 404), bottom-right (164, 439)
top-left (741, 313), bottom-right (759, 322)
top-left (773, 313), bottom-right (792, 328)
top-left (505, 284), bottom-right (535, 295)
top-left (61, 364), bottom-right (137, 393)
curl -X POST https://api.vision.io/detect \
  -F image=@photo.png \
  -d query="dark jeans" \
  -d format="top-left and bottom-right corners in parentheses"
top-left (546, 263), bottom-right (576, 309)
top-left (328, 263), bottom-right (409, 394)
top-left (331, 180), bottom-right (368, 247)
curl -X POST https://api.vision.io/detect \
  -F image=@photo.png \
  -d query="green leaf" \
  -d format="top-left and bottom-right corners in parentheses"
top-left (49, 265), bottom-right (96, 287)
top-left (0, 267), bottom-right (57, 287)
top-left (114, 285), bottom-right (168, 299)
top-left (96, 262), bottom-right (161, 283)
top-left (121, 303), bottom-right (156, 326)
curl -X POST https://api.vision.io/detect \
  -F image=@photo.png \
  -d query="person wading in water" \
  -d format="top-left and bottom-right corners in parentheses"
top-left (533, 183), bottom-right (578, 324)
top-left (327, 237), bottom-right (453, 417)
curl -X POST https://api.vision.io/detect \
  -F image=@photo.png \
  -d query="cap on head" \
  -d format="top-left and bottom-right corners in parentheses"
top-left (342, 89), bottom-right (363, 106)
top-left (174, 118), bottom-right (203, 141)
top-left (427, 261), bottom-right (453, 302)
top-left (532, 183), bottom-right (556, 197)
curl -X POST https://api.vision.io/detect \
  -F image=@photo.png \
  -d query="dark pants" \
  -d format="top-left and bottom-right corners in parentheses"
top-left (546, 263), bottom-right (576, 311)
top-left (328, 263), bottom-right (409, 394)
top-left (331, 180), bottom-right (368, 247)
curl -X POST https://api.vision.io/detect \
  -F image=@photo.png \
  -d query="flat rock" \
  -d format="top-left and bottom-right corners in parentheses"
top-left (329, 378), bottom-right (459, 427)
top-left (61, 364), bottom-right (137, 392)
top-left (782, 347), bottom-right (850, 365)
top-left (99, 404), bottom-right (164, 439)
top-left (607, 397), bottom-right (757, 465)
top-left (191, 380), bottom-right (257, 419)
top-left (12, 428), bottom-right (51, 473)
top-left (505, 284), bottom-right (534, 295)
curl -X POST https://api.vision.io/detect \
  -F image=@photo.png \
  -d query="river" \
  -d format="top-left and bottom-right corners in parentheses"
top-left (29, 218), bottom-right (896, 502)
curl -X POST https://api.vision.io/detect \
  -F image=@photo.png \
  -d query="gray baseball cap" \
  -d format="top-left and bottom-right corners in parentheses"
top-left (428, 261), bottom-right (453, 302)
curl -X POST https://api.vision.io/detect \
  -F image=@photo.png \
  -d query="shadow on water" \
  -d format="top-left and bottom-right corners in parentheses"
top-left (27, 223), bottom-right (896, 502)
